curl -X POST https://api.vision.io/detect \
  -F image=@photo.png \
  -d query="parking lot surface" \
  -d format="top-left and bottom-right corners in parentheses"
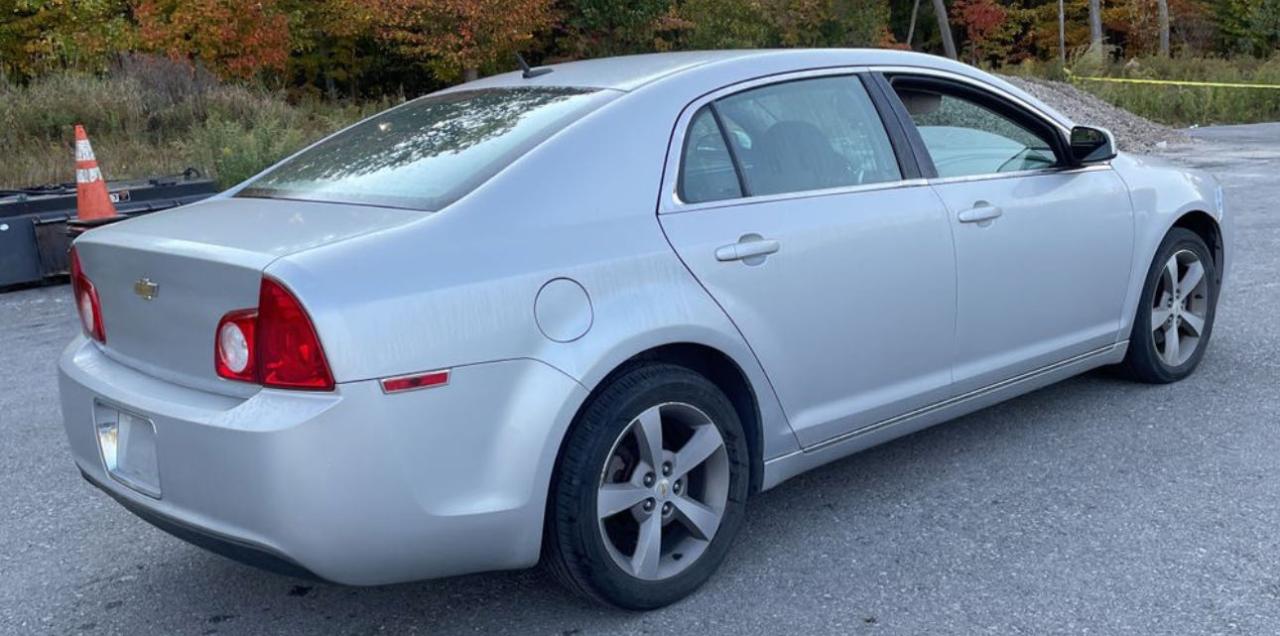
top-left (2, 124), bottom-right (1279, 635)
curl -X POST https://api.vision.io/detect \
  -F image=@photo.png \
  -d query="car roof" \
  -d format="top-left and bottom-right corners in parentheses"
top-left (457, 49), bottom-right (974, 92)
top-left (460, 51), bottom-right (754, 92)
top-left (448, 49), bottom-right (1074, 128)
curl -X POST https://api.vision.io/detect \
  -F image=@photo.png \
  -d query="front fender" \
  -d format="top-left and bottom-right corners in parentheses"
top-left (1109, 152), bottom-right (1229, 338)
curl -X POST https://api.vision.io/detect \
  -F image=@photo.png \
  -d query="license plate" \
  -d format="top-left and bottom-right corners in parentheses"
top-left (95, 404), bottom-right (161, 498)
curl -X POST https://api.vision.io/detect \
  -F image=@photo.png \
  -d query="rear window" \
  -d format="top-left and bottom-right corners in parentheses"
top-left (237, 87), bottom-right (612, 211)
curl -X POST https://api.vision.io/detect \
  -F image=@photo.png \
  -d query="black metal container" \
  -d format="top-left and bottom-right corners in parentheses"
top-left (1, 170), bottom-right (219, 289)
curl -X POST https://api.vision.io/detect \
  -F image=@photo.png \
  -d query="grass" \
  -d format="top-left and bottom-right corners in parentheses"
top-left (0, 57), bottom-right (397, 190)
top-left (1009, 55), bottom-right (1280, 127)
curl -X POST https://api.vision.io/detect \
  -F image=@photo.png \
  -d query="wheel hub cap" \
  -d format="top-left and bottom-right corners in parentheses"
top-left (1151, 249), bottom-right (1209, 367)
top-left (596, 402), bottom-right (730, 581)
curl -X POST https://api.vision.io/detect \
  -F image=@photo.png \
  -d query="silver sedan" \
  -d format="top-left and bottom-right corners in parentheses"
top-left (59, 49), bottom-right (1231, 609)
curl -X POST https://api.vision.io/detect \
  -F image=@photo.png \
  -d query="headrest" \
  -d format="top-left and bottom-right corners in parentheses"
top-left (897, 88), bottom-right (942, 116)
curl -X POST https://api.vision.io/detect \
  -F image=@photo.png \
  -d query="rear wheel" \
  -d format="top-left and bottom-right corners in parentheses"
top-left (1120, 228), bottom-right (1218, 383)
top-left (544, 363), bottom-right (749, 609)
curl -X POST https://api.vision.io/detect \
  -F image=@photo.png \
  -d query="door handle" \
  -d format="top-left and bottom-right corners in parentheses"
top-left (715, 237), bottom-right (780, 262)
top-left (957, 202), bottom-right (1003, 224)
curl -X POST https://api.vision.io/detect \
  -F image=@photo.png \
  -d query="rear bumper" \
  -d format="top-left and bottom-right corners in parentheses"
top-left (58, 337), bottom-right (588, 585)
top-left (80, 468), bottom-right (323, 581)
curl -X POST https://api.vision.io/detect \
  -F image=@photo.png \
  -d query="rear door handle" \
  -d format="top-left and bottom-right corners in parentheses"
top-left (957, 202), bottom-right (1003, 224)
top-left (715, 238), bottom-right (780, 262)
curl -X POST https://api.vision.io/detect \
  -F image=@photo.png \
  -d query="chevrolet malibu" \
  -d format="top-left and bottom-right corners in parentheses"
top-left (60, 49), bottom-right (1230, 609)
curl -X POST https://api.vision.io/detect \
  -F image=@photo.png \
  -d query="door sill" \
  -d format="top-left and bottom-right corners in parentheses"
top-left (805, 342), bottom-right (1123, 453)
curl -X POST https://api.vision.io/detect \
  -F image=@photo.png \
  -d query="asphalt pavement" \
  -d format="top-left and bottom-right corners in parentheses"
top-left (2, 124), bottom-right (1279, 635)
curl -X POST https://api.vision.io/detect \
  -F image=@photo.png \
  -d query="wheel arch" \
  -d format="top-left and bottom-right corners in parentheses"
top-left (1171, 210), bottom-right (1224, 285)
top-left (559, 342), bottom-right (773, 495)
top-left (628, 343), bottom-right (765, 494)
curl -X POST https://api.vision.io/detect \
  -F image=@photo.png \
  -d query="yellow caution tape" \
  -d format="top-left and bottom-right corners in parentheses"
top-left (1064, 68), bottom-right (1280, 90)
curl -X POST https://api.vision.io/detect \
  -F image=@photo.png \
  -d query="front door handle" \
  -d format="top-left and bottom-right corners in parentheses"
top-left (715, 236), bottom-right (780, 262)
top-left (957, 202), bottom-right (1003, 224)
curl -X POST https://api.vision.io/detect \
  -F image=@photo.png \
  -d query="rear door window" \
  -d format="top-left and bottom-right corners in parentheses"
top-left (238, 87), bottom-right (614, 211)
top-left (716, 76), bottom-right (901, 197)
top-left (679, 106), bottom-right (743, 204)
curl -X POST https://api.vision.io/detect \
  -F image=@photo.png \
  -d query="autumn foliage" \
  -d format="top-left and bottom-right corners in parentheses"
top-left (951, 0), bottom-right (1010, 64)
top-left (134, 0), bottom-right (291, 79)
top-left (375, 0), bottom-right (556, 82)
top-left (0, 0), bottom-right (1275, 96)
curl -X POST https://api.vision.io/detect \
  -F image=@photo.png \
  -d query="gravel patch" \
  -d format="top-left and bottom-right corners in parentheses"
top-left (1001, 74), bottom-right (1190, 152)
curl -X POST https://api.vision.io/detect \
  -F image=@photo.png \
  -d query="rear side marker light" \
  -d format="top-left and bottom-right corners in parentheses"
top-left (380, 370), bottom-right (450, 394)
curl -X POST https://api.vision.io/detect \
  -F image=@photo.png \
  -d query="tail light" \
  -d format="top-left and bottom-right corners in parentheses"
top-left (69, 246), bottom-right (106, 343)
top-left (215, 277), bottom-right (335, 391)
top-left (215, 309), bottom-right (257, 383)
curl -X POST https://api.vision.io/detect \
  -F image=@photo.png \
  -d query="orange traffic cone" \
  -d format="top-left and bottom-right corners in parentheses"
top-left (74, 125), bottom-right (117, 221)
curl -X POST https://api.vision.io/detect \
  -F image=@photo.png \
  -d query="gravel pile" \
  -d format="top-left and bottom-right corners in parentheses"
top-left (1001, 75), bottom-right (1190, 152)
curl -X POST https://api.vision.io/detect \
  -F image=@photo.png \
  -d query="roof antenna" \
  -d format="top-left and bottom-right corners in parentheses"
top-left (516, 52), bottom-right (553, 79)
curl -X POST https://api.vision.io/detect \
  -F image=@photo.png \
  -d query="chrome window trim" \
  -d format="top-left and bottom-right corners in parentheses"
top-left (925, 163), bottom-right (1111, 186)
top-left (665, 178), bottom-right (931, 215)
top-left (662, 65), bottom-right (915, 215)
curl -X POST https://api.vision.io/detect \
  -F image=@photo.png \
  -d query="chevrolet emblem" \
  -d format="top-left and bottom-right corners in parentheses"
top-left (133, 278), bottom-right (159, 301)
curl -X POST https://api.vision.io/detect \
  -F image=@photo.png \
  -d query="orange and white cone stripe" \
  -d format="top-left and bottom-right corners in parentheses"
top-left (73, 124), bottom-right (118, 221)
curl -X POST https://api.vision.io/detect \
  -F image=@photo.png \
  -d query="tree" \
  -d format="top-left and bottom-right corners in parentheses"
top-left (1088, 0), bottom-right (1104, 50)
top-left (906, 0), bottom-right (922, 46)
top-left (0, 0), bottom-right (134, 80)
top-left (951, 0), bottom-right (1011, 64)
top-left (656, 0), bottom-right (772, 50)
top-left (284, 0), bottom-right (381, 98)
top-left (557, 0), bottom-right (671, 58)
top-left (375, 0), bottom-right (556, 83)
top-left (931, 0), bottom-right (958, 58)
top-left (1058, 0), bottom-right (1067, 63)
top-left (135, 0), bottom-right (290, 79)
top-left (773, 0), bottom-right (892, 47)
top-left (1215, 0), bottom-right (1280, 57)
top-left (658, 0), bottom-right (889, 52)
top-left (1156, 0), bottom-right (1170, 55)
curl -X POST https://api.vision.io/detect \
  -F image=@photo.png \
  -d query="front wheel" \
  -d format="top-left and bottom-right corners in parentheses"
top-left (1119, 228), bottom-right (1219, 383)
top-left (543, 363), bottom-right (750, 609)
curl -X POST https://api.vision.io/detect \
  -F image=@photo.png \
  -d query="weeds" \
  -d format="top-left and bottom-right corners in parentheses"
top-left (1009, 55), bottom-right (1280, 126)
top-left (0, 57), bottom-right (396, 189)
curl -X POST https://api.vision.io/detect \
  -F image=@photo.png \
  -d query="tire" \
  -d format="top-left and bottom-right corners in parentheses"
top-left (543, 363), bottom-right (750, 610)
top-left (1119, 227), bottom-right (1219, 383)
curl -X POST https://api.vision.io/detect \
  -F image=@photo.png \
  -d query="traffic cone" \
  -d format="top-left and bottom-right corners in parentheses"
top-left (74, 125), bottom-right (117, 221)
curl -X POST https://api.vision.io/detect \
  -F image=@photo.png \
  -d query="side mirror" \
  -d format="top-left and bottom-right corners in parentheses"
top-left (1068, 125), bottom-right (1117, 165)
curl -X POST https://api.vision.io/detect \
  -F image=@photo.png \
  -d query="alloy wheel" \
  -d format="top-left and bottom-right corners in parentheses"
top-left (1150, 249), bottom-right (1210, 367)
top-left (596, 402), bottom-right (730, 581)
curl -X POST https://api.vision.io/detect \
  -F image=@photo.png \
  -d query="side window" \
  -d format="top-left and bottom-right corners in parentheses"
top-left (893, 84), bottom-right (1060, 178)
top-left (678, 106), bottom-right (742, 204)
top-left (715, 76), bottom-right (901, 197)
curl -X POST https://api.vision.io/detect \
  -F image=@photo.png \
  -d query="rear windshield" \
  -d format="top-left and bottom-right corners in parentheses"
top-left (236, 87), bottom-right (611, 211)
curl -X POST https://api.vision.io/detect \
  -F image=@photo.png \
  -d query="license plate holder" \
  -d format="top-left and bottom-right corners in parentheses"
top-left (94, 403), bottom-right (162, 498)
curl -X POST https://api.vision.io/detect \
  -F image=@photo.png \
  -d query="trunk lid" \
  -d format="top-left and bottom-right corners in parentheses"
top-left (73, 197), bottom-right (418, 393)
